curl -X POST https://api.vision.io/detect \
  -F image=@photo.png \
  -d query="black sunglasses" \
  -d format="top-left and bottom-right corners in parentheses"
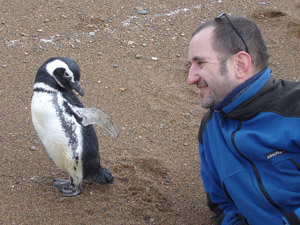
top-left (215, 13), bottom-right (249, 53)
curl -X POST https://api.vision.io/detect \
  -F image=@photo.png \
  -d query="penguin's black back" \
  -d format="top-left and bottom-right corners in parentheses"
top-left (81, 125), bottom-right (102, 181)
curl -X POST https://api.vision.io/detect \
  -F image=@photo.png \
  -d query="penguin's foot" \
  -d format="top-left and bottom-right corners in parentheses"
top-left (96, 168), bottom-right (114, 184)
top-left (53, 178), bottom-right (82, 197)
top-left (53, 178), bottom-right (69, 187)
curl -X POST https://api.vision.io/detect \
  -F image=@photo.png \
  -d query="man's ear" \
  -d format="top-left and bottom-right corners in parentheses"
top-left (234, 51), bottom-right (252, 80)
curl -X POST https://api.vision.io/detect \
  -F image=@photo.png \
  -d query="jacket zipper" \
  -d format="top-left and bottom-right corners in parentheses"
top-left (289, 159), bottom-right (300, 170)
top-left (231, 121), bottom-right (287, 216)
top-left (212, 109), bottom-right (226, 127)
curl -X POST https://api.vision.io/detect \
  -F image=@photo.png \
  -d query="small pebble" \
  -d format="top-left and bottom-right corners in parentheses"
top-left (2, 64), bottom-right (7, 68)
top-left (142, 43), bottom-right (147, 47)
top-left (151, 57), bottom-right (158, 61)
top-left (86, 24), bottom-right (94, 29)
top-left (30, 146), bottom-right (36, 151)
top-left (128, 41), bottom-right (134, 45)
top-left (135, 54), bottom-right (142, 59)
top-left (138, 10), bottom-right (148, 15)
top-left (89, 32), bottom-right (95, 37)
top-left (20, 32), bottom-right (29, 37)
top-left (30, 177), bottom-right (37, 181)
top-left (113, 64), bottom-right (118, 68)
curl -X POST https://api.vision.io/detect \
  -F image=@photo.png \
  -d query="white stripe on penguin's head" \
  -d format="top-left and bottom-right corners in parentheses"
top-left (46, 59), bottom-right (75, 88)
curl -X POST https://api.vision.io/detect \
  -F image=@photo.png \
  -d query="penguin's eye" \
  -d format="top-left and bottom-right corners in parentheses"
top-left (64, 72), bottom-right (71, 78)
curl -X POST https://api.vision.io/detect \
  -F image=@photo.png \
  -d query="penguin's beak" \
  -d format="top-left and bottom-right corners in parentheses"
top-left (71, 81), bottom-right (84, 96)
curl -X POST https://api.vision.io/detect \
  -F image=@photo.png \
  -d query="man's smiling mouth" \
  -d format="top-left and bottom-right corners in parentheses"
top-left (197, 82), bottom-right (208, 90)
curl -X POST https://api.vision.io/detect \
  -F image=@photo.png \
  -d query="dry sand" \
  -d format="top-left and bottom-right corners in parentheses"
top-left (1, 0), bottom-right (300, 224)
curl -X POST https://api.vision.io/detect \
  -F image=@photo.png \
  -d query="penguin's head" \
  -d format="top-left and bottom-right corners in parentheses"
top-left (38, 57), bottom-right (84, 96)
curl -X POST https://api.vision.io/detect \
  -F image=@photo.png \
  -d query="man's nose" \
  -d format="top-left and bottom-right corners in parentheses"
top-left (187, 66), bottom-right (199, 85)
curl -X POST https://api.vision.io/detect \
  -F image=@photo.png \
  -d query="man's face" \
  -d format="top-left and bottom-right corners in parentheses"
top-left (187, 26), bottom-right (239, 109)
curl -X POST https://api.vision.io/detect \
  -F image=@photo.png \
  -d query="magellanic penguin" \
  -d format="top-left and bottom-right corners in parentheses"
top-left (31, 57), bottom-right (118, 197)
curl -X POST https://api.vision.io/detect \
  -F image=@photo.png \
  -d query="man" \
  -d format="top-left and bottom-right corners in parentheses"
top-left (187, 13), bottom-right (300, 225)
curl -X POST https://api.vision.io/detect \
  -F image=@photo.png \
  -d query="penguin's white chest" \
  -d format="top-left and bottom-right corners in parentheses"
top-left (31, 91), bottom-right (83, 185)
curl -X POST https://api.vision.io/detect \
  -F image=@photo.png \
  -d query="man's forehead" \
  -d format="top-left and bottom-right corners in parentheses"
top-left (189, 26), bottom-right (216, 60)
top-left (192, 26), bottom-right (215, 44)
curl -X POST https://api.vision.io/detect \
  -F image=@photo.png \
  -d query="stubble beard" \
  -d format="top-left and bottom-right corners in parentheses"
top-left (200, 57), bottom-right (236, 109)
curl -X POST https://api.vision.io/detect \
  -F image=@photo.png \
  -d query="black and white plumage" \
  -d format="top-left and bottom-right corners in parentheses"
top-left (31, 57), bottom-right (118, 197)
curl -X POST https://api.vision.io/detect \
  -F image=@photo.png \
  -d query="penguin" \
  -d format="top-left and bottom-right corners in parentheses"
top-left (31, 57), bottom-right (118, 197)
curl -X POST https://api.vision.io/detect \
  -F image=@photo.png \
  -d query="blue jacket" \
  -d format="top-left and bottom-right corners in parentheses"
top-left (199, 68), bottom-right (300, 225)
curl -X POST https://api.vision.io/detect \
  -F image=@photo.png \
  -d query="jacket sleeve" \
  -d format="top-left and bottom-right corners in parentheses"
top-left (199, 142), bottom-right (246, 225)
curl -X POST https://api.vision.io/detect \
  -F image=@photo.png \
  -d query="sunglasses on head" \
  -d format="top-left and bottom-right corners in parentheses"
top-left (215, 13), bottom-right (249, 54)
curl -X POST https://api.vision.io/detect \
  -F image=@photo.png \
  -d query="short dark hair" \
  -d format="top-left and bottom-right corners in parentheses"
top-left (193, 16), bottom-right (269, 72)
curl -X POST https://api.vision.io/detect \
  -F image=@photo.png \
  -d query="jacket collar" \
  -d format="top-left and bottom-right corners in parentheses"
top-left (211, 68), bottom-right (271, 116)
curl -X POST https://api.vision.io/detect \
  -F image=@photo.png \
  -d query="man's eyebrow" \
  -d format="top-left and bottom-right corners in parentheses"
top-left (192, 56), bottom-right (205, 61)
top-left (187, 56), bottom-right (204, 64)
top-left (187, 55), bottom-right (207, 64)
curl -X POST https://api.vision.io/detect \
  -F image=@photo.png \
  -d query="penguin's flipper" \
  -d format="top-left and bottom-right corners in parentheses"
top-left (74, 107), bottom-right (119, 138)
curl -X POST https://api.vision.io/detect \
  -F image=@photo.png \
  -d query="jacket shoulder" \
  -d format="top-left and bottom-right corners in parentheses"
top-left (198, 110), bottom-right (214, 145)
top-left (229, 77), bottom-right (300, 120)
top-left (270, 79), bottom-right (300, 117)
